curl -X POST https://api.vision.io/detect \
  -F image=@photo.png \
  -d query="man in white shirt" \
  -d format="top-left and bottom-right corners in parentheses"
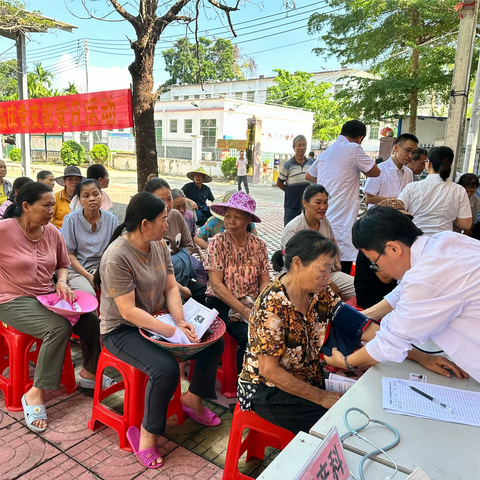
top-left (236, 151), bottom-right (249, 194)
top-left (364, 133), bottom-right (417, 208)
top-left (325, 206), bottom-right (474, 382)
top-left (305, 120), bottom-right (380, 274)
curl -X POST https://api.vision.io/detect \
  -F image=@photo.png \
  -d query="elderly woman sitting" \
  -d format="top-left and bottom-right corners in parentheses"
top-left (0, 183), bottom-right (105, 433)
top-left (205, 191), bottom-right (270, 373)
top-left (0, 176), bottom-right (34, 219)
top-left (281, 183), bottom-right (355, 300)
top-left (62, 179), bottom-right (118, 297)
top-left (195, 190), bottom-right (258, 250)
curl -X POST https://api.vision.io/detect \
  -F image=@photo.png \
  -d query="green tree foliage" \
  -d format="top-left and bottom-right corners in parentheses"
top-left (61, 140), bottom-right (85, 166)
top-left (8, 147), bottom-right (21, 162)
top-left (161, 37), bottom-right (256, 88)
top-left (89, 144), bottom-right (110, 165)
top-left (0, 60), bottom-right (80, 100)
top-left (308, 0), bottom-right (462, 134)
top-left (267, 69), bottom-right (343, 141)
top-left (221, 156), bottom-right (237, 180)
top-left (0, 0), bottom-right (54, 35)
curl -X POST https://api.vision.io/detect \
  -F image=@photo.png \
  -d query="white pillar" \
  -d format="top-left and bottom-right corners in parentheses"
top-left (16, 32), bottom-right (30, 176)
top-left (191, 135), bottom-right (203, 169)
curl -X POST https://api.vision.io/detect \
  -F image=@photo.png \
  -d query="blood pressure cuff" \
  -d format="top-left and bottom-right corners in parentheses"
top-left (320, 301), bottom-right (372, 357)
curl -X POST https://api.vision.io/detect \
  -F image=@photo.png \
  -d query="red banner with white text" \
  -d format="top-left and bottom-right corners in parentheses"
top-left (0, 88), bottom-right (133, 134)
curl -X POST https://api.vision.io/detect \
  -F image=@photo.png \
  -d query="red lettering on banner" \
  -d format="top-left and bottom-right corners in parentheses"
top-left (55, 100), bottom-right (69, 128)
top-left (30, 103), bottom-right (42, 129)
top-left (84, 97), bottom-right (99, 126)
top-left (42, 102), bottom-right (55, 130)
top-left (6, 104), bottom-right (18, 131)
top-left (0, 105), bottom-right (7, 131)
top-left (71, 101), bottom-right (81, 127)
top-left (101, 98), bottom-right (116, 125)
top-left (0, 89), bottom-right (133, 134)
top-left (17, 104), bottom-right (30, 130)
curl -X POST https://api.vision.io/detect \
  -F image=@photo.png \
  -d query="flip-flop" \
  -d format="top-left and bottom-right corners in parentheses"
top-left (126, 426), bottom-right (164, 469)
top-left (21, 394), bottom-right (47, 433)
top-left (182, 405), bottom-right (221, 427)
top-left (77, 375), bottom-right (116, 390)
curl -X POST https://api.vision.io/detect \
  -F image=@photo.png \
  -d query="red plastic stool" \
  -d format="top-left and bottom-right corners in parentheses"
top-left (223, 403), bottom-right (295, 480)
top-left (216, 332), bottom-right (238, 398)
top-left (0, 322), bottom-right (77, 411)
top-left (88, 348), bottom-right (186, 451)
top-left (346, 296), bottom-right (365, 312)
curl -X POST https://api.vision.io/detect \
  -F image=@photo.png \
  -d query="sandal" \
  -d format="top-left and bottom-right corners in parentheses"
top-left (182, 405), bottom-right (221, 427)
top-left (126, 426), bottom-right (164, 469)
top-left (77, 375), bottom-right (116, 390)
top-left (21, 394), bottom-right (47, 433)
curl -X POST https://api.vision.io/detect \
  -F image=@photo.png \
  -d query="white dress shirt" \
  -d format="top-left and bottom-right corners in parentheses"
top-left (366, 232), bottom-right (480, 383)
top-left (364, 157), bottom-right (413, 208)
top-left (307, 136), bottom-right (375, 261)
top-left (398, 174), bottom-right (471, 236)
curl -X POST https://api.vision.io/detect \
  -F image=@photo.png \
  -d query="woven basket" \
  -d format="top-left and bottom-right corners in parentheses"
top-left (139, 312), bottom-right (226, 362)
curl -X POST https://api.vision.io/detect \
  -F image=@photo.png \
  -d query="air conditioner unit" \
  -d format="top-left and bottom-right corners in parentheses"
top-left (202, 152), bottom-right (212, 161)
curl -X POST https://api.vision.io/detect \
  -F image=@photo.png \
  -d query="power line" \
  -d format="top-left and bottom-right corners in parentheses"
top-left (244, 38), bottom-right (318, 56)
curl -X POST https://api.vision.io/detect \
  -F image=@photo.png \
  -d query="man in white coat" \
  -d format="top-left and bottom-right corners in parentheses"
top-left (305, 120), bottom-right (380, 274)
top-left (325, 206), bottom-right (473, 382)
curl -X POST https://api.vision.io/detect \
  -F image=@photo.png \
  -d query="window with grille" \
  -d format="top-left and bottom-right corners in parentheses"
top-left (155, 120), bottom-right (162, 144)
top-left (246, 91), bottom-right (255, 102)
top-left (369, 125), bottom-right (380, 140)
top-left (201, 119), bottom-right (216, 147)
top-left (184, 119), bottom-right (192, 134)
top-left (170, 119), bottom-right (177, 133)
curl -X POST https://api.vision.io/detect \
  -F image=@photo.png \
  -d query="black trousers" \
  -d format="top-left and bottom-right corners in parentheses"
top-left (238, 175), bottom-right (249, 194)
top-left (284, 207), bottom-right (301, 226)
top-left (207, 296), bottom-right (247, 374)
top-left (340, 261), bottom-right (353, 275)
top-left (187, 279), bottom-right (207, 306)
top-left (252, 383), bottom-right (328, 434)
top-left (102, 324), bottom-right (224, 435)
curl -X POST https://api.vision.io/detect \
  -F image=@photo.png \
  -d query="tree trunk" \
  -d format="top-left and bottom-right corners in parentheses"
top-left (409, 9), bottom-right (420, 136)
top-left (129, 42), bottom-right (158, 193)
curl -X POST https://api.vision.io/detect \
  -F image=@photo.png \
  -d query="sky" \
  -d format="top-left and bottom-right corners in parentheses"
top-left (0, 0), bottom-right (343, 93)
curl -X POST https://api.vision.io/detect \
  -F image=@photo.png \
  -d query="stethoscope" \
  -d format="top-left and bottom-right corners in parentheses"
top-left (342, 408), bottom-right (400, 480)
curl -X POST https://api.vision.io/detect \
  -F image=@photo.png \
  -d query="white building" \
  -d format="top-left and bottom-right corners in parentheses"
top-left (158, 67), bottom-right (378, 105)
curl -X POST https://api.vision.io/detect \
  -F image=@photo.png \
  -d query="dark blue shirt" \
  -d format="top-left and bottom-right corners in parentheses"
top-left (182, 182), bottom-right (215, 208)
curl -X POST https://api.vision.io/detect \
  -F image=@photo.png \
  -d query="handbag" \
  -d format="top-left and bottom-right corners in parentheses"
top-left (320, 301), bottom-right (373, 357)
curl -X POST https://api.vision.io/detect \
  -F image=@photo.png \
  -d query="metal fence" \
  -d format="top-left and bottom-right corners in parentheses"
top-left (157, 138), bottom-right (193, 160)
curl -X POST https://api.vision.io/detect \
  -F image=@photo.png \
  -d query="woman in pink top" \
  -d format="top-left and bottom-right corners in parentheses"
top-left (205, 192), bottom-right (271, 372)
top-left (0, 183), bottom-right (105, 433)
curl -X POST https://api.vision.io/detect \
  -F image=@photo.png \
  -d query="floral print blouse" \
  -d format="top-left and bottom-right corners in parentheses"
top-left (238, 273), bottom-right (340, 410)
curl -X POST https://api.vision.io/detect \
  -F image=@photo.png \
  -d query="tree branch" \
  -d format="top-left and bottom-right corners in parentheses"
top-left (109, 0), bottom-right (142, 28)
top-left (206, 0), bottom-right (240, 37)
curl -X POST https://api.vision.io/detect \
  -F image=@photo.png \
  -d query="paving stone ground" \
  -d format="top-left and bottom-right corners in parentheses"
top-left (0, 201), bottom-right (286, 480)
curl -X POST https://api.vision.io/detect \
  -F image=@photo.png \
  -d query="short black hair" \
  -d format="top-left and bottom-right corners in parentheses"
top-left (458, 173), bottom-right (479, 189)
top-left (413, 148), bottom-right (428, 161)
top-left (308, 151), bottom-right (315, 157)
top-left (144, 177), bottom-right (171, 193)
top-left (352, 206), bottom-right (423, 254)
top-left (340, 120), bottom-right (367, 139)
top-left (87, 164), bottom-right (108, 180)
top-left (36, 170), bottom-right (53, 181)
top-left (395, 133), bottom-right (419, 145)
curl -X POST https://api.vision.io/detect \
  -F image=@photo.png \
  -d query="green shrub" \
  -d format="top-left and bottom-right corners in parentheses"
top-left (89, 144), bottom-right (110, 165)
top-left (221, 156), bottom-right (237, 180)
top-left (61, 140), bottom-right (85, 166)
top-left (9, 148), bottom-right (21, 162)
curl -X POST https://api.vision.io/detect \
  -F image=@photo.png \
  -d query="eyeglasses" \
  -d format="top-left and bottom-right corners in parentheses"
top-left (369, 245), bottom-right (387, 272)
top-left (398, 145), bottom-right (418, 157)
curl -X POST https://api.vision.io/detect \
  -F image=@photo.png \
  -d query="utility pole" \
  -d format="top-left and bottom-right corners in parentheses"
top-left (444, 0), bottom-right (479, 178)
top-left (463, 50), bottom-right (480, 174)
top-left (16, 32), bottom-right (31, 176)
top-left (445, 0), bottom-right (479, 179)
top-left (83, 38), bottom-right (89, 93)
top-left (84, 38), bottom-right (93, 163)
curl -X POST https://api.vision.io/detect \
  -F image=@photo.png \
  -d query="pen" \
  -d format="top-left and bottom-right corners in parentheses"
top-left (408, 385), bottom-right (454, 413)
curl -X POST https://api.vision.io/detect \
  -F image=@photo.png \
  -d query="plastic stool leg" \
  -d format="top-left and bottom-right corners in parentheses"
top-left (61, 343), bottom-right (77, 394)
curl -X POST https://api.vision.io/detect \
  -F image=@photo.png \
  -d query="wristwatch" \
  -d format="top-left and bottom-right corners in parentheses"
top-left (344, 355), bottom-right (357, 371)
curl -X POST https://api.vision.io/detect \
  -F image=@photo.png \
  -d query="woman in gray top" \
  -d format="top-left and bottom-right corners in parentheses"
top-left (62, 179), bottom-right (118, 297)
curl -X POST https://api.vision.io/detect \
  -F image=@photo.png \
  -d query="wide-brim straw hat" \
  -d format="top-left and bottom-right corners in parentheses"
top-left (210, 191), bottom-right (261, 223)
top-left (211, 190), bottom-right (237, 221)
top-left (55, 166), bottom-right (85, 186)
top-left (186, 167), bottom-right (212, 183)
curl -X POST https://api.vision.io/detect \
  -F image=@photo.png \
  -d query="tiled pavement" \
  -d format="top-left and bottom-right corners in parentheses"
top-left (0, 202), bottom-right (286, 480)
